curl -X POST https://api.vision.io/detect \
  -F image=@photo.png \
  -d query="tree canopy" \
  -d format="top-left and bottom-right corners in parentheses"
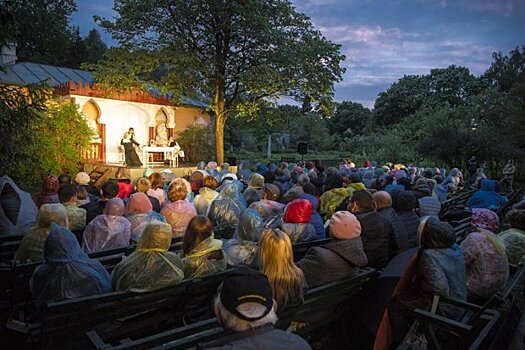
top-left (93, 0), bottom-right (346, 163)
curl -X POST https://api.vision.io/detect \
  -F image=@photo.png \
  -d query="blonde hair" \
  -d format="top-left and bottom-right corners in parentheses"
top-left (168, 178), bottom-right (188, 202)
top-left (135, 177), bottom-right (151, 193)
top-left (259, 229), bottom-right (304, 310)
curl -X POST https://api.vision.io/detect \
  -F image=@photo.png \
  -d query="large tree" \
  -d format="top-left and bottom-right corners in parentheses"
top-left (94, 0), bottom-right (345, 163)
top-left (3, 0), bottom-right (78, 67)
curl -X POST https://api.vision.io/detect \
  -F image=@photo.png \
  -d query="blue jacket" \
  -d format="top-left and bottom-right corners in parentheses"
top-left (299, 193), bottom-right (326, 238)
top-left (466, 179), bottom-right (508, 209)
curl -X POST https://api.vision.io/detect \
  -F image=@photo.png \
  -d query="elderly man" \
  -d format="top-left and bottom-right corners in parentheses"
top-left (373, 191), bottom-right (411, 250)
top-left (201, 270), bottom-right (311, 349)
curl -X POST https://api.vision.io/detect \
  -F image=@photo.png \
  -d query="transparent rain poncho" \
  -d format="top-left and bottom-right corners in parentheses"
top-left (161, 200), bottom-right (197, 237)
top-left (111, 222), bottom-right (184, 292)
top-left (30, 223), bottom-right (112, 301)
top-left (14, 203), bottom-right (69, 262)
top-left (125, 193), bottom-right (166, 243)
top-left (184, 235), bottom-right (227, 278)
top-left (82, 198), bottom-right (131, 253)
top-left (0, 176), bottom-right (38, 236)
top-left (223, 209), bottom-right (263, 266)
top-left (207, 183), bottom-right (246, 239)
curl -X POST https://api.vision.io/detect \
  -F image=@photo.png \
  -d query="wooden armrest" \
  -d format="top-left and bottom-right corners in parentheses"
top-left (414, 309), bottom-right (472, 332)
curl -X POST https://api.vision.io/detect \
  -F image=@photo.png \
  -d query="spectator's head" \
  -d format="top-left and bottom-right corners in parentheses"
top-left (397, 177), bottom-right (411, 189)
top-left (168, 178), bottom-right (188, 202)
top-left (349, 173), bottom-right (361, 184)
top-left (263, 171), bottom-right (275, 184)
top-left (373, 191), bottom-right (392, 210)
top-left (417, 216), bottom-right (455, 249)
top-left (103, 198), bottom-right (125, 217)
top-left (471, 208), bottom-right (500, 233)
top-left (507, 209), bottom-right (525, 231)
top-left (237, 209), bottom-right (264, 243)
top-left (101, 180), bottom-right (119, 200)
top-left (37, 203), bottom-right (69, 228)
top-left (58, 173), bottom-right (71, 185)
top-left (423, 169), bottom-right (432, 179)
top-left (135, 177), bottom-right (152, 193)
top-left (138, 222), bottom-right (172, 251)
top-left (283, 199), bottom-right (312, 224)
top-left (148, 173), bottom-right (164, 190)
top-left (74, 172), bottom-right (91, 186)
top-left (126, 192), bottom-right (152, 215)
top-left (196, 161), bottom-right (206, 170)
top-left (302, 182), bottom-right (316, 196)
top-left (249, 173), bottom-right (265, 189)
top-left (297, 174), bottom-right (310, 187)
top-left (259, 229), bottom-right (303, 310)
top-left (183, 215), bottom-right (213, 255)
top-left (262, 184), bottom-right (280, 201)
top-left (214, 269), bottom-right (277, 332)
top-left (42, 176), bottom-right (60, 195)
top-left (349, 190), bottom-right (375, 213)
top-left (76, 186), bottom-right (88, 201)
top-left (203, 176), bottom-right (219, 190)
top-left (325, 174), bottom-right (343, 191)
top-left (220, 162), bottom-right (230, 172)
top-left (382, 174), bottom-right (394, 186)
top-left (58, 184), bottom-right (77, 204)
top-left (330, 211), bottom-right (361, 240)
top-left (207, 161), bottom-right (218, 171)
top-left (391, 190), bottom-right (417, 212)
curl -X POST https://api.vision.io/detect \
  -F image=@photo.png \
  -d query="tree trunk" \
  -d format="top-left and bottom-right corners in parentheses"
top-left (215, 113), bottom-right (226, 164)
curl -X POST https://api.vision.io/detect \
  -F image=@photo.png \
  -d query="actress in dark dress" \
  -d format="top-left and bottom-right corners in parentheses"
top-left (121, 132), bottom-right (142, 167)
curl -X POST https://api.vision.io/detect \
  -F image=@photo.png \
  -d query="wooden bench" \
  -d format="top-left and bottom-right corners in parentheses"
top-left (1, 237), bottom-right (184, 308)
top-left (86, 268), bottom-right (377, 349)
top-left (6, 269), bottom-right (234, 349)
top-left (292, 238), bottom-right (331, 261)
top-left (413, 264), bottom-right (525, 349)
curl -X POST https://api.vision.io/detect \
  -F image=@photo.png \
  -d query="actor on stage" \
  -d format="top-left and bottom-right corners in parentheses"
top-left (121, 130), bottom-right (142, 167)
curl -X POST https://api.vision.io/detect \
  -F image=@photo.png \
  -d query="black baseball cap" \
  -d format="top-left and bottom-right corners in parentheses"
top-left (219, 269), bottom-right (274, 321)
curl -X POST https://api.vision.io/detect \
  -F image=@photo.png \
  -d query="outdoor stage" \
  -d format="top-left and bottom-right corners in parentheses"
top-left (83, 162), bottom-right (238, 183)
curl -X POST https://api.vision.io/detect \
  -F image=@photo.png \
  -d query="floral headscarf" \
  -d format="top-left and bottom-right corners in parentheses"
top-left (471, 208), bottom-right (499, 233)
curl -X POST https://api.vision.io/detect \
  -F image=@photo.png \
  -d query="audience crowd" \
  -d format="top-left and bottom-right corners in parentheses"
top-left (0, 157), bottom-right (523, 349)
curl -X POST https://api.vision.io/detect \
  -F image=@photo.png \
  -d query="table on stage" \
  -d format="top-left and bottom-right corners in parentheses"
top-left (142, 146), bottom-right (179, 168)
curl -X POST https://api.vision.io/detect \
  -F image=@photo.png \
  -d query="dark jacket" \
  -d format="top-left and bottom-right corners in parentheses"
top-left (201, 324), bottom-right (311, 350)
top-left (377, 207), bottom-right (410, 253)
top-left (397, 211), bottom-right (420, 247)
top-left (297, 238), bottom-right (368, 288)
top-left (81, 199), bottom-right (109, 224)
top-left (354, 209), bottom-right (391, 269)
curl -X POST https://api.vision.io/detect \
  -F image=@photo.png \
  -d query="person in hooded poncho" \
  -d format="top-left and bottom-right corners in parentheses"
top-left (82, 198), bottom-right (131, 253)
top-left (223, 209), bottom-right (263, 266)
top-left (193, 176), bottom-right (220, 216)
top-left (249, 184), bottom-right (285, 223)
top-left (15, 203), bottom-right (69, 262)
top-left (376, 217), bottom-right (467, 346)
top-left (320, 174), bottom-right (349, 220)
top-left (183, 215), bottom-right (227, 278)
top-left (32, 176), bottom-right (60, 209)
top-left (208, 183), bottom-right (243, 237)
top-left (30, 223), bottom-right (112, 301)
top-left (111, 222), bottom-right (184, 292)
top-left (125, 193), bottom-right (166, 243)
top-left (391, 190), bottom-right (420, 247)
top-left (161, 179), bottom-right (197, 237)
top-left (281, 199), bottom-right (317, 243)
top-left (243, 173), bottom-right (265, 206)
top-left (299, 183), bottom-right (325, 238)
top-left (498, 209), bottom-right (525, 266)
top-left (461, 208), bottom-right (509, 301)
top-left (466, 178), bottom-right (508, 210)
top-left (0, 176), bottom-right (38, 236)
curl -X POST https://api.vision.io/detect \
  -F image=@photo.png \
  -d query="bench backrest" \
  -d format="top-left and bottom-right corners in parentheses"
top-left (292, 238), bottom-right (331, 261)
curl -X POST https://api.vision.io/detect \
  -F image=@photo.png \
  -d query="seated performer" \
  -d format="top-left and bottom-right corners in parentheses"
top-left (121, 130), bottom-right (142, 167)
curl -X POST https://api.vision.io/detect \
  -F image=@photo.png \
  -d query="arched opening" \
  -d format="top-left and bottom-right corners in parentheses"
top-left (81, 100), bottom-right (105, 163)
